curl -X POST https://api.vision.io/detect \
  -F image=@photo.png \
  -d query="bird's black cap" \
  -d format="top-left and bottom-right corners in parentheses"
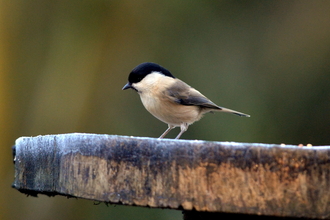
top-left (127, 62), bottom-right (175, 84)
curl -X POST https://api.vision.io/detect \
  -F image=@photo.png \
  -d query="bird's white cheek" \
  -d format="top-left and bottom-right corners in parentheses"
top-left (131, 83), bottom-right (142, 93)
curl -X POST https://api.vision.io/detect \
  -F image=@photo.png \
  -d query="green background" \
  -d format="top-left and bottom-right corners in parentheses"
top-left (1, 1), bottom-right (330, 219)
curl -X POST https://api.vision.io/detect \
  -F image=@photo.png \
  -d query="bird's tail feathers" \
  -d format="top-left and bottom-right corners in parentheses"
top-left (216, 107), bottom-right (250, 117)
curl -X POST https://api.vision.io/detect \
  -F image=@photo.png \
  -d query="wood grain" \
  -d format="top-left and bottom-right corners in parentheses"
top-left (12, 133), bottom-right (330, 219)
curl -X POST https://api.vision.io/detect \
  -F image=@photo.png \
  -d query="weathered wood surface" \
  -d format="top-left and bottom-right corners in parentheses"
top-left (12, 133), bottom-right (330, 219)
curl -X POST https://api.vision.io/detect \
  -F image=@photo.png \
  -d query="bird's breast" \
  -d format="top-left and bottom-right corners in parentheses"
top-left (139, 90), bottom-right (202, 126)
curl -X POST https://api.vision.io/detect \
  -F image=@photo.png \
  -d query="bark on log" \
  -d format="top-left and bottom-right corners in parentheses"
top-left (12, 133), bottom-right (330, 219)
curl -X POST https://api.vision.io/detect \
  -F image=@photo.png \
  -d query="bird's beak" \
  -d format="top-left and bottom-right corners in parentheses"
top-left (122, 82), bottom-right (132, 90)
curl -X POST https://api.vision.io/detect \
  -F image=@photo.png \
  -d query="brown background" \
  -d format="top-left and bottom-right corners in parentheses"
top-left (1, 1), bottom-right (330, 220)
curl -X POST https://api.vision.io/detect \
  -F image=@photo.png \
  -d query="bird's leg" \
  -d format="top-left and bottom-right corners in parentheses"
top-left (159, 125), bottom-right (175, 139)
top-left (175, 123), bottom-right (189, 139)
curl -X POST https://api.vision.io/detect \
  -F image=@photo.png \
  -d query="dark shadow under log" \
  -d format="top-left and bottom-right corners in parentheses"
top-left (12, 133), bottom-right (330, 219)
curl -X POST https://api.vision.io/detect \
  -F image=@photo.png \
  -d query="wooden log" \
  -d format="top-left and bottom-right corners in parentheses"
top-left (12, 133), bottom-right (330, 219)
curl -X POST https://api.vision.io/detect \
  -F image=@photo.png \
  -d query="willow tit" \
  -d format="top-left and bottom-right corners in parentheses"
top-left (123, 62), bottom-right (250, 139)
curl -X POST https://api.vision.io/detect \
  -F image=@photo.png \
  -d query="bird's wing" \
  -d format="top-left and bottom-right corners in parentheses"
top-left (165, 80), bottom-right (221, 109)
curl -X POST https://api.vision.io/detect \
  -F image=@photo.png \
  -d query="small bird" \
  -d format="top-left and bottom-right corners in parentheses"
top-left (122, 62), bottom-right (250, 139)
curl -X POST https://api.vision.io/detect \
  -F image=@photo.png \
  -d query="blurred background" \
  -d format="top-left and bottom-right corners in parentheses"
top-left (1, 0), bottom-right (330, 219)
